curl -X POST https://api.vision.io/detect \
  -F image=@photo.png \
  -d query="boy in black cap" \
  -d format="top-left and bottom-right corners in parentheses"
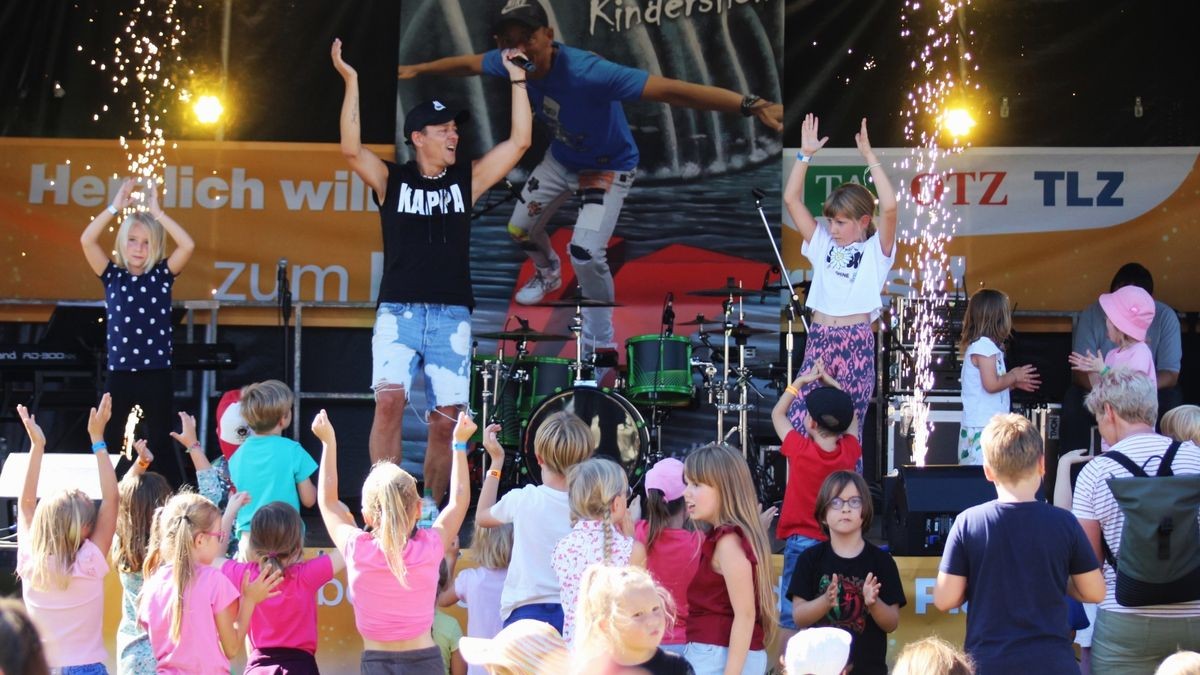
top-left (397, 0), bottom-right (783, 353)
top-left (771, 361), bottom-right (863, 648)
top-left (330, 38), bottom-right (531, 503)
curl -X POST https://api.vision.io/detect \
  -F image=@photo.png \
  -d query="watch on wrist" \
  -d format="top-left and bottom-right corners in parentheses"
top-left (740, 94), bottom-right (762, 117)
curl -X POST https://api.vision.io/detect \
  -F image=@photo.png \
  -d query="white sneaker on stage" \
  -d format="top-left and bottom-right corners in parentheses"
top-left (515, 266), bottom-right (562, 305)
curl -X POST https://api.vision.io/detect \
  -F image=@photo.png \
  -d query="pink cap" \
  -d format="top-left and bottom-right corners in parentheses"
top-left (644, 457), bottom-right (686, 501)
top-left (1099, 285), bottom-right (1155, 343)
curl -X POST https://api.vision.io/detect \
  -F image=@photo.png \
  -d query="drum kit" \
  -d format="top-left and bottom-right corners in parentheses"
top-left (468, 278), bottom-right (791, 491)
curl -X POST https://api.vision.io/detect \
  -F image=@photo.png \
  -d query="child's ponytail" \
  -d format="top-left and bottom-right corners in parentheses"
top-left (154, 492), bottom-right (220, 641)
top-left (248, 501), bottom-right (304, 579)
top-left (566, 458), bottom-right (629, 561)
top-left (362, 462), bottom-right (419, 586)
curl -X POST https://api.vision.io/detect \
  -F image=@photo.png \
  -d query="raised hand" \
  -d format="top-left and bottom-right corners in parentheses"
top-left (170, 411), bottom-right (200, 449)
top-left (1068, 350), bottom-right (1105, 374)
top-left (863, 572), bottom-right (881, 607)
top-left (499, 48), bottom-right (528, 79)
top-left (825, 573), bottom-right (840, 610)
top-left (855, 117), bottom-right (879, 163)
top-left (111, 178), bottom-right (136, 211)
top-left (87, 393), bottom-right (113, 440)
top-left (453, 410), bottom-right (478, 444)
top-left (226, 490), bottom-right (252, 515)
top-left (330, 38), bottom-right (357, 81)
top-left (142, 178), bottom-right (162, 216)
top-left (311, 409), bottom-right (336, 444)
top-left (16, 405), bottom-right (46, 449)
top-left (800, 113), bottom-right (829, 157)
top-left (481, 424), bottom-right (505, 466)
top-left (134, 439), bottom-right (154, 465)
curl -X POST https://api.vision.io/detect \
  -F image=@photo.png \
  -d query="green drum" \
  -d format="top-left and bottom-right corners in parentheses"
top-left (520, 355), bottom-right (575, 418)
top-left (624, 334), bottom-right (694, 407)
top-left (469, 354), bottom-right (576, 446)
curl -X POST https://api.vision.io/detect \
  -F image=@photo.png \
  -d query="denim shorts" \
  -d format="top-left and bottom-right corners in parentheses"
top-left (778, 534), bottom-right (821, 629)
top-left (683, 642), bottom-right (768, 675)
top-left (372, 303), bottom-right (471, 408)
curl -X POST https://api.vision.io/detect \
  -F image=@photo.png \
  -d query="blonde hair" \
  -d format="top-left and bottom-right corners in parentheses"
top-left (823, 182), bottom-right (878, 238)
top-left (959, 288), bottom-right (1012, 353)
top-left (683, 443), bottom-right (779, 645)
top-left (893, 636), bottom-right (975, 675)
top-left (20, 489), bottom-right (97, 591)
top-left (144, 491), bottom-right (221, 641)
top-left (566, 458), bottom-right (628, 564)
top-left (533, 411), bottom-right (594, 475)
top-left (1162, 405), bottom-right (1200, 446)
top-left (574, 565), bottom-right (675, 661)
top-left (248, 502), bottom-right (304, 578)
top-left (1155, 650), bottom-right (1200, 675)
top-left (114, 211), bottom-right (166, 271)
top-left (240, 379), bottom-right (295, 433)
top-left (361, 461), bottom-right (420, 586)
top-left (981, 413), bottom-right (1044, 483)
top-left (115, 471), bottom-right (172, 573)
top-left (471, 521), bottom-right (513, 570)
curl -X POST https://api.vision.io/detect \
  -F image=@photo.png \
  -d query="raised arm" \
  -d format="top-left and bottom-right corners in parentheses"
top-left (640, 76), bottom-right (782, 132)
top-left (855, 118), bottom-right (897, 257)
top-left (80, 178), bottom-right (135, 276)
top-left (473, 424), bottom-right (507, 528)
top-left (144, 182), bottom-right (195, 275)
top-left (312, 410), bottom-right (357, 549)
top-left (16, 405), bottom-right (46, 534)
top-left (471, 49), bottom-right (532, 205)
top-left (87, 393), bottom-right (119, 553)
top-left (331, 39), bottom-right (388, 200)
top-left (433, 412), bottom-right (476, 552)
top-left (398, 53), bottom-right (486, 80)
top-left (783, 113), bottom-right (826, 243)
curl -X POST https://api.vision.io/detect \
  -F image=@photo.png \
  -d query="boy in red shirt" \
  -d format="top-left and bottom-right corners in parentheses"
top-left (771, 361), bottom-right (862, 643)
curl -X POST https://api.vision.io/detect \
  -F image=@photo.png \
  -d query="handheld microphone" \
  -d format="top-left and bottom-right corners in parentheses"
top-left (661, 292), bottom-right (675, 336)
top-left (277, 259), bottom-right (288, 291)
top-left (751, 187), bottom-right (766, 202)
top-left (514, 315), bottom-right (531, 331)
top-left (508, 54), bottom-right (536, 73)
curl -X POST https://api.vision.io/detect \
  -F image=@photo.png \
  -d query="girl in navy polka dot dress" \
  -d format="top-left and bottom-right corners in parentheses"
top-left (81, 177), bottom-right (195, 488)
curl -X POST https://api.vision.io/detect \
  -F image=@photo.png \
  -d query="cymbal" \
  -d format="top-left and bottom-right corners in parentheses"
top-left (476, 328), bottom-right (573, 342)
top-left (688, 285), bottom-right (770, 298)
top-left (537, 294), bottom-right (622, 308)
top-left (678, 314), bottom-right (716, 327)
top-left (699, 323), bottom-right (777, 338)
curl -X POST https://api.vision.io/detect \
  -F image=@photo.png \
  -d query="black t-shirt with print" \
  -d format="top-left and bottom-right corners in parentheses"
top-left (788, 541), bottom-right (906, 675)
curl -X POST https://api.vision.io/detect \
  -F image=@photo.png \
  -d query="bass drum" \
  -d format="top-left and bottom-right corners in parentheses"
top-left (523, 387), bottom-right (650, 488)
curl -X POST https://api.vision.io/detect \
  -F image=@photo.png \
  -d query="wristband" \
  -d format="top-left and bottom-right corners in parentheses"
top-left (106, 204), bottom-right (119, 216)
top-left (91, 440), bottom-right (108, 453)
top-left (785, 385), bottom-right (800, 397)
top-left (866, 161), bottom-right (882, 169)
top-left (1100, 366), bottom-right (1111, 376)
top-left (796, 153), bottom-right (812, 163)
top-left (136, 458), bottom-right (151, 469)
top-left (188, 442), bottom-right (202, 452)
top-left (488, 469), bottom-right (502, 479)
top-left (452, 441), bottom-right (468, 452)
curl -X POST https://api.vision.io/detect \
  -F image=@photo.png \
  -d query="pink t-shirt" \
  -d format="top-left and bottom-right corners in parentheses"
top-left (1105, 341), bottom-right (1155, 380)
top-left (338, 527), bottom-right (443, 641)
top-left (17, 538), bottom-right (109, 667)
top-left (221, 554), bottom-right (335, 654)
top-left (138, 564), bottom-right (240, 675)
top-left (634, 521), bottom-right (703, 645)
top-left (454, 566), bottom-right (507, 675)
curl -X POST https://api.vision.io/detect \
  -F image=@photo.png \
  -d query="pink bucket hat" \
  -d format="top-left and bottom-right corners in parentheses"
top-left (1099, 285), bottom-right (1155, 342)
top-left (645, 457), bottom-right (686, 501)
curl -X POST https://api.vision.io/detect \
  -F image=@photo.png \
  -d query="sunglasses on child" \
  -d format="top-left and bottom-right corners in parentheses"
top-left (202, 529), bottom-right (229, 543)
top-left (829, 496), bottom-right (864, 510)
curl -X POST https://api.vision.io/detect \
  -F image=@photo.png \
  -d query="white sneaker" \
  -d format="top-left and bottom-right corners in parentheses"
top-left (515, 267), bottom-right (562, 305)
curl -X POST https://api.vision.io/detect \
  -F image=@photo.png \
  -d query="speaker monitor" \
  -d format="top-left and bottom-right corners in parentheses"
top-left (886, 464), bottom-right (996, 556)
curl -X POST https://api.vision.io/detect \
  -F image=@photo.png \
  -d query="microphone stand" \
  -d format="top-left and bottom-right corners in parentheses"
top-left (278, 260), bottom-right (292, 387)
top-left (752, 188), bottom-right (807, 380)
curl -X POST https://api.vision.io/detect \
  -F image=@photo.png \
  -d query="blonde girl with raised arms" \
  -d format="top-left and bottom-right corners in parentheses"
top-left (551, 457), bottom-right (647, 645)
top-left (682, 443), bottom-right (778, 675)
top-left (314, 408), bottom-right (472, 673)
top-left (16, 395), bottom-right (118, 674)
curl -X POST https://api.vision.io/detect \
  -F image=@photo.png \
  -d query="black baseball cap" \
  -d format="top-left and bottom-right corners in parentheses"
top-left (403, 100), bottom-right (470, 145)
top-left (493, 0), bottom-right (549, 34)
top-left (805, 386), bottom-right (854, 434)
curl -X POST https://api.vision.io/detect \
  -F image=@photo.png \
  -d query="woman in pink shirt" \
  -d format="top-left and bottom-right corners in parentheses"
top-left (16, 397), bottom-right (118, 674)
top-left (138, 492), bottom-right (280, 674)
top-left (313, 409), bottom-right (473, 674)
top-left (222, 501), bottom-right (345, 673)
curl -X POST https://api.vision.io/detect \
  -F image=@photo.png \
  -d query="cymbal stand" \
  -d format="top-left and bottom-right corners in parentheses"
top-left (715, 294), bottom-right (733, 442)
top-left (753, 188), bottom-right (808, 379)
top-left (568, 299), bottom-right (596, 386)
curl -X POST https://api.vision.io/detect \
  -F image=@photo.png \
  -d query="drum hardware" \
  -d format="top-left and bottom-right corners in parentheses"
top-left (687, 279), bottom-right (772, 298)
top-left (474, 328), bottom-right (573, 342)
top-left (537, 295), bottom-right (623, 308)
top-left (752, 186), bottom-right (809, 386)
top-left (522, 387), bottom-right (652, 489)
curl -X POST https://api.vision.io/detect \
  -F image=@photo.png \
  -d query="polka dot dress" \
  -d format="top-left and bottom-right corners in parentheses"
top-left (102, 260), bottom-right (174, 371)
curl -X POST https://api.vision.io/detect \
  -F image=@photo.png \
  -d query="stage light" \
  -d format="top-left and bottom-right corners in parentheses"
top-left (193, 95), bottom-right (224, 125)
top-left (941, 107), bottom-right (975, 139)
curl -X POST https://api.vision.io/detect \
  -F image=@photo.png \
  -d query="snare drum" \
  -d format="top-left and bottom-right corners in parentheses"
top-left (523, 387), bottom-right (650, 487)
top-left (625, 334), bottom-right (694, 407)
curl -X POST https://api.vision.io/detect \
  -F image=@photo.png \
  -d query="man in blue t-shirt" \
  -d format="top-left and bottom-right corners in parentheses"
top-left (398, 0), bottom-right (782, 349)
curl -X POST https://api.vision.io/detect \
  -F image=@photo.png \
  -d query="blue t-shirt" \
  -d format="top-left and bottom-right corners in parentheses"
top-left (101, 260), bottom-right (174, 371)
top-left (939, 500), bottom-right (1099, 675)
top-left (482, 43), bottom-right (648, 171)
top-left (229, 434), bottom-right (318, 536)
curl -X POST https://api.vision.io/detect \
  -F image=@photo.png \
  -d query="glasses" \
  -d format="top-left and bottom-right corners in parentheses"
top-left (202, 529), bottom-right (229, 544)
top-left (830, 496), bottom-right (864, 511)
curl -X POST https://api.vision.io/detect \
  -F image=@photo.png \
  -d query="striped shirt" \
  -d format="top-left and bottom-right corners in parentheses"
top-left (1072, 432), bottom-right (1200, 616)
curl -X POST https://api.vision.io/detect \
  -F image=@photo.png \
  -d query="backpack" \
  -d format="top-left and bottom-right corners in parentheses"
top-left (1102, 441), bottom-right (1200, 607)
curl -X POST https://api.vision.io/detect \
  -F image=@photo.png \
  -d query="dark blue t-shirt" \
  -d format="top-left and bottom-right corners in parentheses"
top-left (940, 500), bottom-right (1099, 675)
top-left (482, 43), bottom-right (648, 172)
top-left (101, 260), bottom-right (174, 371)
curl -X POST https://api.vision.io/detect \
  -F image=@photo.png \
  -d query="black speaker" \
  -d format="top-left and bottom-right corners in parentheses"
top-left (885, 464), bottom-right (996, 556)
